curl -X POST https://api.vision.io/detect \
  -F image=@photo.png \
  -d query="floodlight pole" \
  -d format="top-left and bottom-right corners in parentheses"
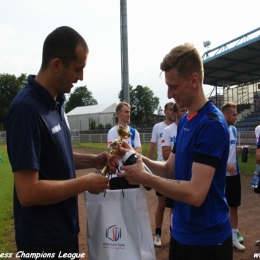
top-left (120, 0), bottom-right (130, 103)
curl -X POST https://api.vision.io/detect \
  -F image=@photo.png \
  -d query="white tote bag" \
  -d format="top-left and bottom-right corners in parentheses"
top-left (84, 187), bottom-right (155, 260)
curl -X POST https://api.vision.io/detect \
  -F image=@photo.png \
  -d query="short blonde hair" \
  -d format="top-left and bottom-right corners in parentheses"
top-left (221, 102), bottom-right (236, 113)
top-left (116, 101), bottom-right (131, 113)
top-left (160, 43), bottom-right (204, 84)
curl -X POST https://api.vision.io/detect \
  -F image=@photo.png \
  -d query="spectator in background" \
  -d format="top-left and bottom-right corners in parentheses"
top-left (147, 101), bottom-right (175, 247)
top-left (161, 103), bottom-right (187, 235)
top-left (255, 124), bottom-right (260, 143)
top-left (107, 101), bottom-right (141, 189)
top-left (222, 102), bottom-right (246, 251)
top-left (162, 104), bottom-right (187, 160)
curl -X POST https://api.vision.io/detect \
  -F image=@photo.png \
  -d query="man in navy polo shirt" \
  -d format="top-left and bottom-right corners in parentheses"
top-left (7, 26), bottom-right (112, 258)
top-left (118, 43), bottom-right (232, 259)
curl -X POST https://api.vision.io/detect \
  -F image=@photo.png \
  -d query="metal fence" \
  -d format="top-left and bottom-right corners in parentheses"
top-left (0, 131), bottom-right (6, 143)
top-left (71, 130), bottom-right (257, 148)
top-left (72, 133), bottom-right (152, 143)
top-left (0, 130), bottom-right (257, 148)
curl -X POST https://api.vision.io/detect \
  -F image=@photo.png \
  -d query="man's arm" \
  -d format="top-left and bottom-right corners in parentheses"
top-left (141, 152), bottom-right (174, 179)
top-left (256, 148), bottom-right (260, 164)
top-left (147, 142), bottom-right (156, 159)
top-left (117, 140), bottom-right (174, 178)
top-left (227, 163), bottom-right (236, 175)
top-left (73, 151), bottom-right (114, 171)
top-left (134, 147), bottom-right (142, 154)
top-left (162, 127), bottom-right (172, 160)
top-left (162, 146), bottom-right (172, 160)
top-left (14, 169), bottom-right (109, 207)
top-left (133, 129), bottom-right (142, 154)
top-left (236, 146), bottom-right (243, 153)
top-left (119, 156), bottom-right (214, 207)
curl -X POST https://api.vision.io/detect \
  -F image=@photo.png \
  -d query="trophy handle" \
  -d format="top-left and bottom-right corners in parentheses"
top-left (98, 125), bottom-right (131, 177)
top-left (100, 165), bottom-right (108, 176)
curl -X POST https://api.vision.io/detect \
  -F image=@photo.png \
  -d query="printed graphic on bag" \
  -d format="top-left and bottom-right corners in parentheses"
top-left (103, 225), bottom-right (125, 249)
top-left (106, 225), bottom-right (121, 242)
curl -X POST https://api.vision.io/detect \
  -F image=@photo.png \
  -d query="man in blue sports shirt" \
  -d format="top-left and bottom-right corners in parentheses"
top-left (7, 26), bottom-right (113, 258)
top-left (117, 43), bottom-right (232, 260)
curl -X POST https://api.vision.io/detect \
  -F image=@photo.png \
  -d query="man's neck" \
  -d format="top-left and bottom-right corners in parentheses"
top-left (164, 119), bottom-right (174, 126)
top-left (117, 120), bottom-right (128, 129)
top-left (35, 71), bottom-right (57, 100)
top-left (187, 94), bottom-right (208, 116)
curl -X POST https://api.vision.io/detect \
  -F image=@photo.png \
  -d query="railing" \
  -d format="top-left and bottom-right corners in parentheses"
top-left (0, 131), bottom-right (257, 148)
top-left (72, 131), bottom-right (257, 148)
top-left (72, 133), bottom-right (153, 143)
top-left (237, 131), bottom-right (257, 148)
top-left (0, 131), bottom-right (6, 143)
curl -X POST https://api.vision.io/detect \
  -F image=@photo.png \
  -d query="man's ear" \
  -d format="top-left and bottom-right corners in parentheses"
top-left (50, 58), bottom-right (63, 73)
top-left (190, 73), bottom-right (200, 89)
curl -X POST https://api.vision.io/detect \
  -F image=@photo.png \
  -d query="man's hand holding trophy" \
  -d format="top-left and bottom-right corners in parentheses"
top-left (99, 125), bottom-right (132, 177)
top-left (97, 125), bottom-right (152, 191)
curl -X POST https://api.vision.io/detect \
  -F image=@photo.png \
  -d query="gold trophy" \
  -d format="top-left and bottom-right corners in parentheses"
top-left (100, 125), bottom-right (131, 177)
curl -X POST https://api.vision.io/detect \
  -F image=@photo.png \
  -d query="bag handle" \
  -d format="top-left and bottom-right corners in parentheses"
top-left (104, 173), bottom-right (125, 198)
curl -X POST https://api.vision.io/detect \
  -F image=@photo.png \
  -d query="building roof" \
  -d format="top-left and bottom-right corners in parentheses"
top-left (67, 103), bottom-right (117, 116)
top-left (202, 27), bottom-right (260, 87)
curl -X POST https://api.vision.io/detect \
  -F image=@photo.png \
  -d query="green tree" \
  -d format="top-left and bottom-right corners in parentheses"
top-left (157, 105), bottom-right (163, 115)
top-left (118, 84), bottom-right (159, 126)
top-left (118, 84), bottom-right (134, 104)
top-left (90, 118), bottom-right (97, 130)
top-left (97, 123), bottom-right (104, 129)
top-left (65, 86), bottom-right (98, 113)
top-left (0, 73), bottom-right (27, 126)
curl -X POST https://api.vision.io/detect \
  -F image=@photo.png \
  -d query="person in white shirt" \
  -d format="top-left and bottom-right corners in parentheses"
top-left (147, 102), bottom-right (175, 247)
top-left (255, 124), bottom-right (260, 143)
top-left (107, 102), bottom-right (141, 189)
top-left (222, 102), bottom-right (247, 251)
top-left (162, 104), bottom-right (187, 234)
top-left (162, 104), bottom-right (187, 160)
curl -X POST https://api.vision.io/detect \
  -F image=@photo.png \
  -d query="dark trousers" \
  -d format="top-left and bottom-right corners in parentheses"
top-left (169, 235), bottom-right (233, 260)
top-left (16, 237), bottom-right (79, 260)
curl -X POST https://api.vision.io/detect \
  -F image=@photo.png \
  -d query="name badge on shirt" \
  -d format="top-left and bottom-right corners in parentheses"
top-left (51, 124), bottom-right (61, 134)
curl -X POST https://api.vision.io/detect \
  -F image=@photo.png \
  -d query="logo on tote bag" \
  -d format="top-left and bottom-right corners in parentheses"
top-left (106, 225), bottom-right (121, 242)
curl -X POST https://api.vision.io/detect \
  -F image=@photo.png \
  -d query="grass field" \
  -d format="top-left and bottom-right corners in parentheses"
top-left (0, 142), bottom-right (256, 254)
top-left (72, 142), bottom-right (157, 159)
top-left (0, 144), bottom-right (14, 253)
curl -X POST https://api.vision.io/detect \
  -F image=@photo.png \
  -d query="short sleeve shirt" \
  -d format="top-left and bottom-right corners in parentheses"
top-left (151, 122), bottom-right (168, 161)
top-left (161, 122), bottom-right (177, 151)
top-left (172, 101), bottom-right (231, 246)
top-left (7, 75), bottom-right (78, 244)
top-left (226, 126), bottom-right (240, 176)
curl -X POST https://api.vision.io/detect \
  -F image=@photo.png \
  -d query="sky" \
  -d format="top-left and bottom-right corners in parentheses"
top-left (0, 0), bottom-right (259, 109)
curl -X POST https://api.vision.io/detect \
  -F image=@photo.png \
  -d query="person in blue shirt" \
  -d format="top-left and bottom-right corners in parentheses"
top-left (7, 26), bottom-right (113, 259)
top-left (118, 43), bottom-right (232, 260)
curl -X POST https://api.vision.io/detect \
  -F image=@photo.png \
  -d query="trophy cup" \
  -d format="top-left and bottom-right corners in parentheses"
top-left (99, 125), bottom-right (131, 177)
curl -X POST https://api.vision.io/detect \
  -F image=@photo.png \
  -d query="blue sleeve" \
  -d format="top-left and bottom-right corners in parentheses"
top-left (194, 119), bottom-right (229, 160)
top-left (7, 103), bottom-right (41, 172)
